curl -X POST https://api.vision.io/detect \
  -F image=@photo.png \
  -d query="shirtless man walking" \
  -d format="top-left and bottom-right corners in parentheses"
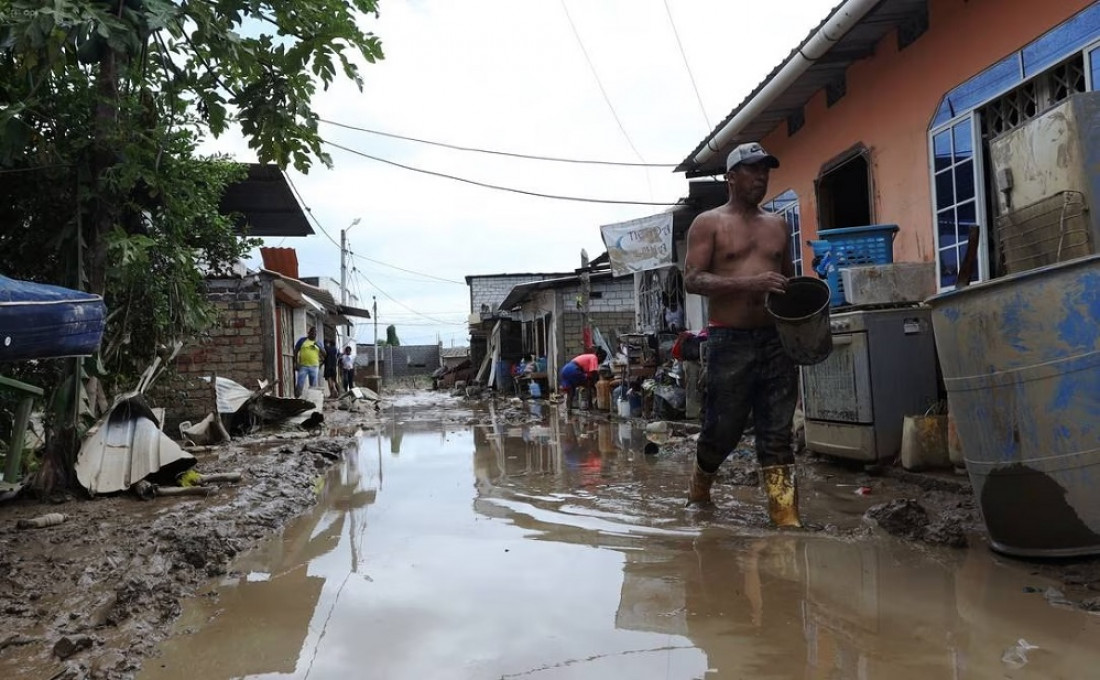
top-left (683, 142), bottom-right (801, 528)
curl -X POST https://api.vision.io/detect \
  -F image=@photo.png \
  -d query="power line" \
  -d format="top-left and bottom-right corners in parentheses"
top-left (350, 252), bottom-right (465, 285)
top-left (282, 172), bottom-right (343, 250)
top-left (354, 269), bottom-right (459, 326)
top-left (322, 139), bottom-right (678, 207)
top-left (351, 263), bottom-right (464, 285)
top-left (662, 0), bottom-right (712, 131)
top-left (559, 0), bottom-right (647, 165)
top-left (318, 118), bottom-right (677, 168)
top-left (283, 173), bottom-right (472, 284)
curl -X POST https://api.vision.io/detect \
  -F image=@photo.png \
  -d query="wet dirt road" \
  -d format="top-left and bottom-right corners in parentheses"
top-left (138, 393), bottom-right (1100, 679)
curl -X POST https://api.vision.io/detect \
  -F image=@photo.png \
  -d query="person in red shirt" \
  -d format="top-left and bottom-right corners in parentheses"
top-left (558, 347), bottom-right (607, 410)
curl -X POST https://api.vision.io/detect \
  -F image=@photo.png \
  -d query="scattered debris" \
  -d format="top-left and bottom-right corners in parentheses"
top-left (178, 413), bottom-right (231, 446)
top-left (130, 480), bottom-right (216, 500)
top-left (53, 634), bottom-right (95, 660)
top-left (1044, 586), bottom-right (1074, 608)
top-left (923, 517), bottom-right (968, 548)
top-left (300, 411), bottom-right (325, 432)
top-left (864, 499), bottom-right (968, 547)
top-left (179, 472), bottom-right (242, 486)
top-left (1001, 639), bottom-right (1039, 669)
top-left (75, 395), bottom-right (196, 496)
top-left (16, 513), bottom-right (66, 530)
top-left (1079, 596), bottom-right (1100, 612)
top-left (229, 387), bottom-right (318, 435)
top-left (0, 634), bottom-right (38, 651)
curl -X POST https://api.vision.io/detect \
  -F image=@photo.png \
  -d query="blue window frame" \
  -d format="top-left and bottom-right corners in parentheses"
top-left (930, 116), bottom-right (983, 290)
top-left (1090, 45), bottom-right (1100, 90)
top-left (931, 2), bottom-right (1100, 127)
top-left (764, 190), bottom-right (802, 276)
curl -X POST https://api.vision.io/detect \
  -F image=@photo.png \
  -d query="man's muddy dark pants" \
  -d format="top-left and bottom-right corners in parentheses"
top-left (696, 327), bottom-right (798, 473)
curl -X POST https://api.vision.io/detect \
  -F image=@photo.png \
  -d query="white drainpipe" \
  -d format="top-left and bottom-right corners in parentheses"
top-left (693, 0), bottom-right (883, 167)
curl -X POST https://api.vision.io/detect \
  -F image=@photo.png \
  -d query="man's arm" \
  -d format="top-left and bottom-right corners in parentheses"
top-left (683, 213), bottom-right (787, 296)
top-left (293, 338), bottom-right (304, 368)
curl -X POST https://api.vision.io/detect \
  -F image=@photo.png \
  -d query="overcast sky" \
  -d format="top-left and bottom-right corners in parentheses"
top-left (200, 0), bottom-right (837, 347)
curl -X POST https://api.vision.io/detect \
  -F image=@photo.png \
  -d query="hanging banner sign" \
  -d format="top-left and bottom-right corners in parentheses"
top-left (599, 213), bottom-right (674, 277)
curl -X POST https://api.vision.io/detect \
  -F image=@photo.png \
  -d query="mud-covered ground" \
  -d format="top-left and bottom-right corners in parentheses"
top-left (2, 390), bottom-right (1099, 679)
top-left (0, 405), bottom-right (376, 680)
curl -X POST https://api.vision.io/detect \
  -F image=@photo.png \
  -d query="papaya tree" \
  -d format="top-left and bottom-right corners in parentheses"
top-left (0, 0), bottom-right (385, 492)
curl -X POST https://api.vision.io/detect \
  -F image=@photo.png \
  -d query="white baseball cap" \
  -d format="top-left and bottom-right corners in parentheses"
top-left (726, 142), bottom-right (780, 171)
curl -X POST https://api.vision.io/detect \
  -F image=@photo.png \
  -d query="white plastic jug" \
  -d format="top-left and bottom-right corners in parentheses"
top-left (617, 399), bottom-right (631, 418)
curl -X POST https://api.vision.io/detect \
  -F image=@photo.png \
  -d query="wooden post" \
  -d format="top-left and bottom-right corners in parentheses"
top-left (956, 225), bottom-right (981, 289)
top-left (0, 376), bottom-right (44, 484)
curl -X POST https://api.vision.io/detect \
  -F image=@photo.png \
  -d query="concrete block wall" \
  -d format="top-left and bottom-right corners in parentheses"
top-left (468, 274), bottom-right (562, 315)
top-left (560, 311), bottom-right (635, 358)
top-left (588, 277), bottom-right (635, 313)
top-left (156, 277), bottom-right (269, 428)
top-left (355, 344), bottom-right (441, 381)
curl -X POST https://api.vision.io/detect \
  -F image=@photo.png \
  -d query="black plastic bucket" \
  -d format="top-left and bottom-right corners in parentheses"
top-left (765, 277), bottom-right (833, 365)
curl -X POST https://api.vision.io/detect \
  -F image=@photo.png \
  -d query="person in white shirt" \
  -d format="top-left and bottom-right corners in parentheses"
top-left (339, 346), bottom-right (356, 391)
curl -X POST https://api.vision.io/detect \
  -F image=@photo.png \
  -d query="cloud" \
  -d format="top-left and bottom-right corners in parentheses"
top-left (200, 0), bottom-right (837, 346)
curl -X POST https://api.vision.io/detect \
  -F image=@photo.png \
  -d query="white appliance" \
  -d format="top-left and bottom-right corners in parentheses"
top-left (802, 306), bottom-right (939, 463)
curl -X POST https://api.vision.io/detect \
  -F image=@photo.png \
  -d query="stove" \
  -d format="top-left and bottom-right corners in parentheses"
top-left (802, 304), bottom-right (940, 463)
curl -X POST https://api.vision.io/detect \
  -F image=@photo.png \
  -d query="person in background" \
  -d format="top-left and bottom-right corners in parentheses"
top-left (558, 347), bottom-right (607, 410)
top-left (340, 346), bottom-right (356, 392)
top-left (682, 141), bottom-right (801, 528)
top-left (294, 326), bottom-right (326, 398)
top-left (664, 296), bottom-right (685, 333)
top-left (323, 338), bottom-right (339, 398)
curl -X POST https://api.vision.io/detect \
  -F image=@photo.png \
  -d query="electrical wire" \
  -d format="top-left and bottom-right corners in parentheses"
top-left (662, 0), bottom-right (712, 131)
top-left (559, 0), bottom-right (647, 165)
top-left (321, 139), bottom-right (679, 207)
top-left (282, 172), bottom-right (343, 250)
top-left (354, 269), bottom-right (460, 326)
top-left (283, 172), bottom-right (472, 284)
top-left (318, 118), bottom-right (677, 168)
top-left (351, 252), bottom-right (465, 285)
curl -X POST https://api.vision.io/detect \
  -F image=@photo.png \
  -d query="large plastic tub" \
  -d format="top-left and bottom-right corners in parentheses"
top-left (927, 254), bottom-right (1100, 557)
top-left (812, 224), bottom-right (899, 306)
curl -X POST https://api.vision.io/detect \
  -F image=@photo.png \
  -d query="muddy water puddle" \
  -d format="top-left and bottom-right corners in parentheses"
top-left (139, 406), bottom-right (1100, 679)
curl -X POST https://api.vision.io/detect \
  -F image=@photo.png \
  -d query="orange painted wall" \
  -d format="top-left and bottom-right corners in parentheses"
top-left (758, 0), bottom-right (1094, 267)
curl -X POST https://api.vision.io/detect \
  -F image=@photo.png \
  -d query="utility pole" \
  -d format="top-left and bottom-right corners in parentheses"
top-left (373, 295), bottom-right (379, 379)
top-left (580, 248), bottom-right (591, 350)
top-left (340, 218), bottom-right (361, 348)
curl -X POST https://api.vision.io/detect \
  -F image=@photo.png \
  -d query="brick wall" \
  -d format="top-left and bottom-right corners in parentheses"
top-left (155, 276), bottom-right (271, 429)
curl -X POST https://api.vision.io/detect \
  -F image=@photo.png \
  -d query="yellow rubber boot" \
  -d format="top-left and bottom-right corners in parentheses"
top-left (687, 462), bottom-right (717, 506)
top-left (761, 464), bottom-right (802, 528)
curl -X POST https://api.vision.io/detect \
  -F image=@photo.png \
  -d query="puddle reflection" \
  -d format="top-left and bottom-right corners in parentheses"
top-left (140, 408), bottom-right (1100, 680)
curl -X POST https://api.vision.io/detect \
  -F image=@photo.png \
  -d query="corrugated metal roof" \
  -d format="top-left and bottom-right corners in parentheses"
top-left (220, 164), bottom-right (315, 238)
top-left (260, 247), bottom-right (300, 280)
top-left (464, 272), bottom-right (575, 286)
top-left (441, 347), bottom-right (470, 359)
top-left (677, 0), bottom-right (929, 177)
top-left (499, 271), bottom-right (616, 311)
top-left (75, 396), bottom-right (196, 495)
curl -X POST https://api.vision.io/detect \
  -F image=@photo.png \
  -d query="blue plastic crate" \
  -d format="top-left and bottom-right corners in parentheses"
top-left (810, 225), bottom-right (899, 306)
